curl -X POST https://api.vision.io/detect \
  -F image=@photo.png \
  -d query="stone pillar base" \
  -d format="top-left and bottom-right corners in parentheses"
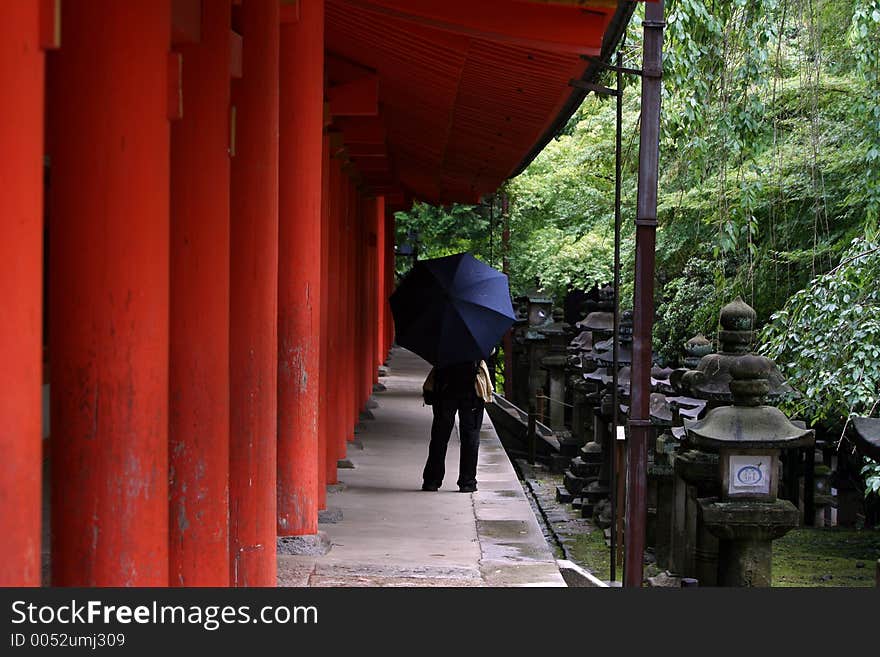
top-left (699, 498), bottom-right (799, 587)
top-left (277, 531), bottom-right (332, 556)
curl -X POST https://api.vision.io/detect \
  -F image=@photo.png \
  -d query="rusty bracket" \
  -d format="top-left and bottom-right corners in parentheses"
top-left (580, 54), bottom-right (643, 77)
top-left (568, 78), bottom-right (620, 97)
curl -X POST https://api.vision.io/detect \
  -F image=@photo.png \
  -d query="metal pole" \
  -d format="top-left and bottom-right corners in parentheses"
top-left (502, 193), bottom-right (514, 400)
top-left (625, 0), bottom-right (664, 588)
top-left (610, 47), bottom-right (623, 585)
top-left (489, 194), bottom-right (495, 268)
top-left (527, 406), bottom-right (537, 466)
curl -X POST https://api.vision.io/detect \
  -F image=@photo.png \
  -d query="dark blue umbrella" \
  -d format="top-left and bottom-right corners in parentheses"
top-left (390, 253), bottom-right (515, 367)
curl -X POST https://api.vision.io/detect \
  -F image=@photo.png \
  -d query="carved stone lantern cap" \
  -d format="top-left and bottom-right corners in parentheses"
top-left (576, 311), bottom-right (613, 333)
top-left (681, 297), bottom-right (793, 401)
top-left (684, 334), bottom-right (713, 356)
top-left (851, 417), bottom-right (880, 461)
top-left (719, 296), bottom-right (756, 354)
top-left (684, 351), bottom-right (814, 451)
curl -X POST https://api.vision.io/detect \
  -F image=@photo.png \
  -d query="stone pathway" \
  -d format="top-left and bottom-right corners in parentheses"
top-left (277, 348), bottom-right (566, 587)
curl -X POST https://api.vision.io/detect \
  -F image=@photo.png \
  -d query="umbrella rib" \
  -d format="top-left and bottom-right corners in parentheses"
top-left (448, 299), bottom-right (514, 360)
top-left (451, 298), bottom-right (516, 324)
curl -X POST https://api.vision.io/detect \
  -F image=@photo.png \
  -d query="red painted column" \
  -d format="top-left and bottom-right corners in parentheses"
top-left (48, 0), bottom-right (170, 586)
top-left (229, 0), bottom-right (279, 587)
top-left (345, 179), bottom-right (360, 441)
top-left (342, 180), bottom-right (351, 435)
top-left (364, 198), bottom-right (375, 390)
top-left (318, 134), bottom-right (331, 505)
top-left (384, 210), bottom-right (395, 358)
top-left (368, 200), bottom-right (379, 389)
top-left (375, 196), bottom-right (386, 375)
top-left (0, 0), bottom-right (45, 587)
top-left (324, 154), bottom-right (340, 483)
top-left (336, 162), bottom-right (354, 458)
top-left (340, 178), bottom-right (351, 445)
top-left (352, 190), bottom-right (364, 424)
top-left (360, 196), bottom-right (370, 410)
top-left (278, 0), bottom-right (324, 537)
top-left (169, 0), bottom-right (231, 587)
top-left (358, 196), bottom-right (371, 404)
top-left (367, 199), bottom-right (377, 395)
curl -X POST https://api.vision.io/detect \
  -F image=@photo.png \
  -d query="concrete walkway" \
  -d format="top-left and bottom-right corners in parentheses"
top-left (277, 348), bottom-right (567, 587)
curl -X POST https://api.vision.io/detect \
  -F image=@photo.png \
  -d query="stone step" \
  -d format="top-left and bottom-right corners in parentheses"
top-left (563, 471), bottom-right (590, 496)
top-left (579, 446), bottom-right (603, 463)
top-left (549, 454), bottom-right (571, 474)
top-left (583, 482), bottom-right (610, 503)
top-left (558, 439), bottom-right (582, 458)
top-left (570, 456), bottom-right (601, 478)
top-left (555, 486), bottom-right (574, 503)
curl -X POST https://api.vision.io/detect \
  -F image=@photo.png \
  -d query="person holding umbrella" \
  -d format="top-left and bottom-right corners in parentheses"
top-left (421, 357), bottom-right (494, 492)
top-left (390, 253), bottom-right (515, 493)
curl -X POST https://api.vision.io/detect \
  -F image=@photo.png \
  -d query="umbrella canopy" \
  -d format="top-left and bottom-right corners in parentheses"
top-left (390, 253), bottom-right (515, 367)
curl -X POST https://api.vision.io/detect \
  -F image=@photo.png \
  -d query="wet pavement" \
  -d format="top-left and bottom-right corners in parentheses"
top-left (277, 348), bottom-right (567, 587)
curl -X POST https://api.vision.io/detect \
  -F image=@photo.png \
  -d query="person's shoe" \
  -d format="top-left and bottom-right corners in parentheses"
top-left (458, 484), bottom-right (477, 493)
top-left (421, 481), bottom-right (440, 491)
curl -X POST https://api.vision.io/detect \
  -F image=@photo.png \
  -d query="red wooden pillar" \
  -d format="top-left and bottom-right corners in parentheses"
top-left (352, 190), bottom-right (364, 423)
top-left (229, 0), bottom-right (279, 587)
top-left (375, 196), bottom-right (386, 376)
top-left (365, 198), bottom-right (376, 389)
top-left (369, 200), bottom-right (379, 388)
top-left (48, 0), bottom-right (171, 586)
top-left (327, 151), bottom-right (347, 468)
top-left (359, 196), bottom-right (371, 403)
top-left (334, 162), bottom-right (350, 460)
top-left (360, 196), bottom-right (370, 410)
top-left (0, 0), bottom-right (46, 587)
top-left (278, 0), bottom-right (324, 537)
top-left (169, 0), bottom-right (231, 587)
top-left (343, 178), bottom-right (356, 446)
top-left (373, 199), bottom-right (382, 376)
top-left (384, 209), bottom-right (396, 357)
top-left (318, 134), bottom-right (331, 505)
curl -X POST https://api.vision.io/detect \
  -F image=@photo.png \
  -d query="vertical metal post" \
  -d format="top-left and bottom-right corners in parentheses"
top-left (610, 47), bottom-right (623, 584)
top-left (502, 193), bottom-right (514, 400)
top-left (489, 194), bottom-right (495, 268)
top-left (625, 0), bottom-right (665, 588)
top-left (803, 447), bottom-right (815, 526)
top-left (527, 407), bottom-right (537, 466)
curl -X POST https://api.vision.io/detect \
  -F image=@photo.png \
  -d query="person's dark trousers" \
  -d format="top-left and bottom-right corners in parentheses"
top-left (423, 396), bottom-right (485, 489)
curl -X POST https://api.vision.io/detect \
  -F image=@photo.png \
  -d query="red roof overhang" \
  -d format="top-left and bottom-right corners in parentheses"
top-left (325, 0), bottom-right (638, 208)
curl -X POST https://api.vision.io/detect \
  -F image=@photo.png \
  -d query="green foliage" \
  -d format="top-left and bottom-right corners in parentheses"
top-left (864, 460), bottom-right (880, 496)
top-left (653, 258), bottom-right (725, 364)
top-left (393, 202), bottom-right (496, 277)
top-left (508, 227), bottom-right (613, 301)
top-left (759, 236), bottom-right (880, 428)
top-left (848, 0), bottom-right (880, 224)
top-left (395, 3), bottom-right (880, 494)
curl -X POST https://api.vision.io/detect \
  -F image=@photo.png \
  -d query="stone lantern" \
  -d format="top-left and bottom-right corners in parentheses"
top-left (685, 353), bottom-right (814, 587)
top-left (522, 293), bottom-right (554, 413)
top-left (683, 334), bottom-right (712, 370)
top-left (681, 297), bottom-right (792, 408)
top-left (539, 308), bottom-right (572, 432)
top-left (526, 293), bottom-right (553, 328)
